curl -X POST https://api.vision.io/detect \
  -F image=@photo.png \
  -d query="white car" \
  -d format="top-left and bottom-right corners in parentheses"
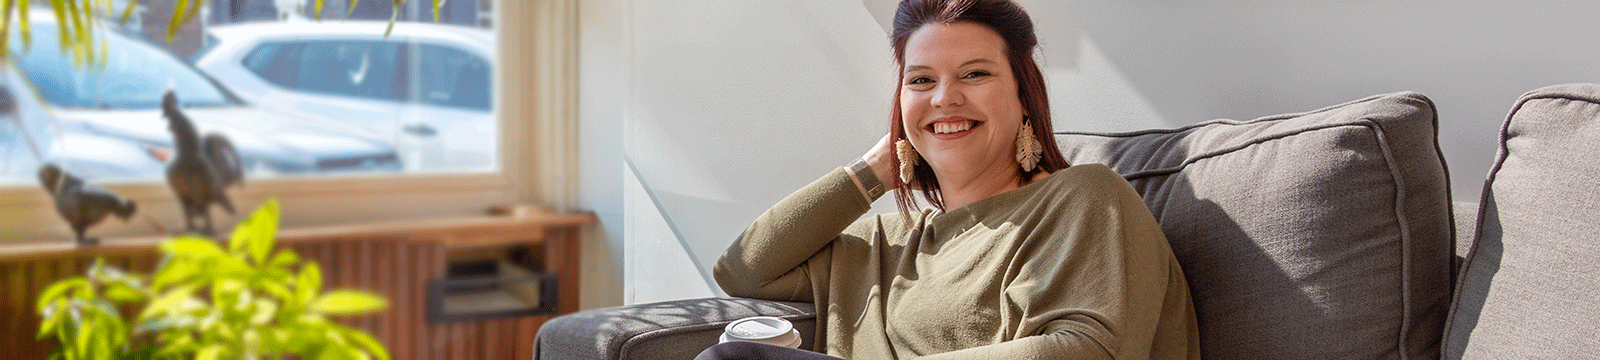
top-left (0, 13), bottom-right (402, 185)
top-left (195, 21), bottom-right (496, 172)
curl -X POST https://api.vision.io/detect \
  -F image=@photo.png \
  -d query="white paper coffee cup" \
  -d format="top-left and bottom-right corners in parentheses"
top-left (719, 316), bottom-right (801, 348)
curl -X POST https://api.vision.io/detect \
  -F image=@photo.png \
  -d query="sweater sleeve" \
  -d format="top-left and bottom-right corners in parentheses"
top-left (918, 166), bottom-right (1187, 360)
top-left (713, 168), bottom-right (876, 301)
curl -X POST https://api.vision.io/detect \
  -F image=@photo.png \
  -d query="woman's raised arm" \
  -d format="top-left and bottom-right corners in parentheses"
top-left (713, 134), bottom-right (895, 300)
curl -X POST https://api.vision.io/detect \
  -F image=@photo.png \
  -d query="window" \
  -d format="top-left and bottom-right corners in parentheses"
top-left (247, 41), bottom-right (491, 111)
top-left (295, 41), bottom-right (404, 101)
top-left (0, 1), bottom-right (499, 183)
top-left (414, 44), bottom-right (491, 111)
top-left (0, 0), bottom-right (579, 244)
top-left (242, 42), bottom-right (298, 88)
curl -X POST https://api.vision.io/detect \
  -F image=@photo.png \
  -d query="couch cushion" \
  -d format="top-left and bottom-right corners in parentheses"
top-left (1055, 92), bottom-right (1453, 359)
top-left (1444, 83), bottom-right (1600, 359)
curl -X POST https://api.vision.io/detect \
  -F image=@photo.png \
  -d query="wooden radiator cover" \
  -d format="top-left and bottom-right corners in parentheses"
top-left (0, 211), bottom-right (592, 360)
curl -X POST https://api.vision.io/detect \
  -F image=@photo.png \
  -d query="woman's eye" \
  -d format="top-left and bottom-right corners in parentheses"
top-left (907, 76), bottom-right (933, 85)
top-left (964, 71), bottom-right (992, 79)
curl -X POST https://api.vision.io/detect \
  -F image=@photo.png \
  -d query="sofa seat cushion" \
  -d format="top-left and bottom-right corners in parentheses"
top-left (1445, 83), bottom-right (1600, 359)
top-left (1055, 92), bottom-right (1453, 359)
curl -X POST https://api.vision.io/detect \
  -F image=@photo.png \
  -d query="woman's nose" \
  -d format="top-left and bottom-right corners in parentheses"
top-left (932, 83), bottom-right (965, 108)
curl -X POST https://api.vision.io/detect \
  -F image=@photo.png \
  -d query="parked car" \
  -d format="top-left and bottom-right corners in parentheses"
top-left (195, 21), bottom-right (496, 172)
top-left (0, 12), bottom-right (402, 184)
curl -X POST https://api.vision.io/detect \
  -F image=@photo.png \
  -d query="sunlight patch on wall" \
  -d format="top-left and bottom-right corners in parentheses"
top-left (623, 160), bottom-right (720, 305)
top-left (1044, 34), bottom-right (1174, 133)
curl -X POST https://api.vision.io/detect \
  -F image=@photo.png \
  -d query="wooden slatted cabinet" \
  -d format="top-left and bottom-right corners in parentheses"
top-left (0, 209), bottom-right (593, 360)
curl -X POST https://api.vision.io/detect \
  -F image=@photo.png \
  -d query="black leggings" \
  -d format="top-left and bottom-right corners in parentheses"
top-left (694, 342), bottom-right (844, 360)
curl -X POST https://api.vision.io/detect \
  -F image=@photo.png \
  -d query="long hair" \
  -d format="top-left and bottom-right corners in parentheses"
top-left (887, 0), bottom-right (1070, 217)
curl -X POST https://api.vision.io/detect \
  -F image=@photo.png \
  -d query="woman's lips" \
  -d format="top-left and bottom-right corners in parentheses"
top-left (925, 117), bottom-right (980, 140)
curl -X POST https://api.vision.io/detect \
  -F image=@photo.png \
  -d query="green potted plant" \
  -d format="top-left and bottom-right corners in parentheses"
top-left (36, 199), bottom-right (391, 360)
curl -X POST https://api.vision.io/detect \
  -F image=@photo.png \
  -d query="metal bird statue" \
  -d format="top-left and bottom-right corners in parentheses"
top-left (38, 164), bottom-right (137, 246)
top-left (162, 90), bottom-right (244, 236)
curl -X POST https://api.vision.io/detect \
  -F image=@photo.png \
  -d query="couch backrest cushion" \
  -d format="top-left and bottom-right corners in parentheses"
top-left (1444, 83), bottom-right (1600, 359)
top-left (1054, 92), bottom-right (1454, 359)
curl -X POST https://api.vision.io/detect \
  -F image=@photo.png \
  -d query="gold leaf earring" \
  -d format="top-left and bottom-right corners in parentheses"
top-left (896, 139), bottom-right (919, 184)
top-left (1016, 119), bottom-right (1042, 172)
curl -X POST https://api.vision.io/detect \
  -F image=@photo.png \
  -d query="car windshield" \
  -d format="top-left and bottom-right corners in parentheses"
top-left (9, 26), bottom-right (232, 109)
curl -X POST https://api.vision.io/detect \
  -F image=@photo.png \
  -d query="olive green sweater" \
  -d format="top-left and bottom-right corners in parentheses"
top-left (714, 164), bottom-right (1200, 359)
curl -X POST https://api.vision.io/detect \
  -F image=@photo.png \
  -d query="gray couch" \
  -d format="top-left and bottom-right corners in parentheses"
top-left (536, 83), bottom-right (1600, 359)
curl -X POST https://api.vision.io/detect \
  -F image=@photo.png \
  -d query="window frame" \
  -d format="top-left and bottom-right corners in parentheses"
top-left (0, 0), bottom-right (578, 244)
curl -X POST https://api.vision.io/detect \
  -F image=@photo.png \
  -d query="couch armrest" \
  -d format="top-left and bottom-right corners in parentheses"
top-left (535, 297), bottom-right (817, 360)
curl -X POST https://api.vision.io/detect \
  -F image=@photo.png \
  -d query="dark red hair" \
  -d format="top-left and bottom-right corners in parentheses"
top-left (888, 0), bottom-right (1070, 216)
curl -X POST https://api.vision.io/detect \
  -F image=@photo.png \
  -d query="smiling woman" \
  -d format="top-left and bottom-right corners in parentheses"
top-left (0, 0), bottom-right (581, 244)
top-left (704, 0), bottom-right (1198, 359)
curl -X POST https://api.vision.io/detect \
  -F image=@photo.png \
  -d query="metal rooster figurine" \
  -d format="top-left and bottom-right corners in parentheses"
top-left (161, 90), bottom-right (244, 236)
top-left (39, 164), bottom-right (137, 246)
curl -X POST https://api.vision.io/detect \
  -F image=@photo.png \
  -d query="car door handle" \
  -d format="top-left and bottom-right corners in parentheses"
top-left (402, 123), bottom-right (438, 137)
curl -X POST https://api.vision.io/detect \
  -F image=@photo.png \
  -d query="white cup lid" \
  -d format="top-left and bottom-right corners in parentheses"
top-left (724, 316), bottom-right (793, 340)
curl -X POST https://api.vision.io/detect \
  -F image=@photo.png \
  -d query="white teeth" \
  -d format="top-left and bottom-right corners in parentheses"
top-left (933, 121), bottom-right (973, 134)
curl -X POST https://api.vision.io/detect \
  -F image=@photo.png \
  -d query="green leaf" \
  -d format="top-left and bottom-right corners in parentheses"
top-left (232, 199), bottom-right (280, 266)
top-left (166, 0), bottom-right (187, 42)
top-left (36, 278), bottom-right (89, 312)
top-left (310, 290), bottom-right (388, 315)
top-left (250, 298), bottom-right (279, 326)
top-left (91, 320), bottom-right (111, 360)
top-left (259, 280), bottom-right (294, 302)
top-left (243, 328), bottom-right (263, 356)
top-left (37, 303), bottom-right (60, 339)
top-left (133, 314), bottom-right (193, 333)
top-left (346, 328), bottom-right (391, 360)
top-left (161, 236), bottom-right (226, 259)
top-left (85, 299), bottom-right (121, 325)
top-left (155, 332), bottom-right (199, 358)
top-left (87, 258), bottom-right (107, 279)
top-left (71, 306), bottom-right (91, 357)
top-left (138, 284), bottom-right (198, 321)
top-left (212, 256), bottom-right (257, 279)
top-left (152, 258), bottom-right (199, 289)
top-left (196, 344), bottom-right (225, 360)
top-left (116, 0), bottom-right (137, 25)
top-left (269, 250), bottom-right (300, 270)
top-left (0, 3), bottom-right (14, 59)
top-left (104, 282), bottom-right (145, 303)
top-left (297, 262), bottom-right (323, 306)
top-left (17, 0), bottom-right (30, 50)
top-left (211, 279), bottom-right (247, 310)
top-left (296, 313), bottom-right (329, 327)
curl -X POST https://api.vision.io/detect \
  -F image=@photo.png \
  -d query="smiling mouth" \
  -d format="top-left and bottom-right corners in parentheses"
top-left (927, 120), bottom-right (979, 135)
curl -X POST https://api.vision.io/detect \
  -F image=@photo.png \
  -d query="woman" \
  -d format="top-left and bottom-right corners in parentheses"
top-left (702, 0), bottom-right (1199, 359)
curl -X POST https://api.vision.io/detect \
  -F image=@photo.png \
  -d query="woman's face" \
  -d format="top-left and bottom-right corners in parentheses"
top-left (899, 21), bottom-right (1025, 183)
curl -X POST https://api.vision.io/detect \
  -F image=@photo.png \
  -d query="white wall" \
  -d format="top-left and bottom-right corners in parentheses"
top-left (576, 0), bottom-right (626, 309)
top-left (579, 0), bottom-right (1600, 305)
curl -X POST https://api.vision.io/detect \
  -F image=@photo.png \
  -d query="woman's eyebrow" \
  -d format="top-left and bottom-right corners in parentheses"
top-left (904, 58), bottom-right (999, 73)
